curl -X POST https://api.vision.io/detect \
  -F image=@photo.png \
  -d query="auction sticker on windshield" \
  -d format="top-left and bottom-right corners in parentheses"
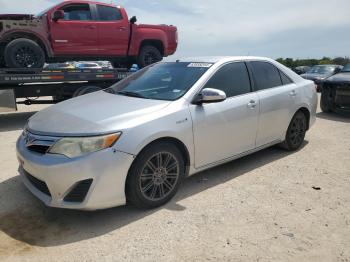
top-left (187, 63), bottom-right (213, 68)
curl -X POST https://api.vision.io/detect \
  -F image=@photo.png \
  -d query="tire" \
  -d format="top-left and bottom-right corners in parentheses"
top-left (320, 87), bottom-right (333, 113)
top-left (4, 38), bottom-right (45, 69)
top-left (126, 142), bottom-right (185, 209)
top-left (137, 45), bottom-right (162, 68)
top-left (73, 86), bottom-right (102, 97)
top-left (280, 111), bottom-right (307, 151)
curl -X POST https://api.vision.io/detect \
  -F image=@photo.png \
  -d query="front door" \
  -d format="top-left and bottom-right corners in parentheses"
top-left (190, 62), bottom-right (259, 168)
top-left (50, 3), bottom-right (99, 55)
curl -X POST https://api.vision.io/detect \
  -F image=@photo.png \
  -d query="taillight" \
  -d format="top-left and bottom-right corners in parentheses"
top-left (175, 31), bottom-right (178, 44)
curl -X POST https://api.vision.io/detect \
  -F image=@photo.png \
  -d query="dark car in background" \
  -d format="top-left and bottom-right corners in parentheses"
top-left (301, 65), bottom-right (343, 92)
top-left (293, 66), bottom-right (310, 75)
top-left (321, 64), bottom-right (350, 113)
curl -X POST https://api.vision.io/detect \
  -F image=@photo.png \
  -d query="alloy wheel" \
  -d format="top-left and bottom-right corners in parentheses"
top-left (14, 46), bottom-right (38, 68)
top-left (289, 115), bottom-right (306, 147)
top-left (139, 152), bottom-right (180, 201)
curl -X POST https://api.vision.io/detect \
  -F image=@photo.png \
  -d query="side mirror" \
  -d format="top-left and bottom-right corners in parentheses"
top-left (52, 10), bottom-right (64, 22)
top-left (130, 16), bottom-right (137, 24)
top-left (193, 88), bottom-right (226, 104)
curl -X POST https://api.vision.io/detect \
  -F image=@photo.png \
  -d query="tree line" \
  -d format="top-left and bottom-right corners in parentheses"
top-left (276, 57), bottom-right (350, 68)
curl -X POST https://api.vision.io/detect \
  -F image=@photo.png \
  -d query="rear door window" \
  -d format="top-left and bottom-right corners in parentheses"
top-left (250, 61), bottom-right (282, 90)
top-left (62, 4), bottom-right (92, 21)
top-left (203, 62), bottom-right (251, 98)
top-left (97, 5), bottom-right (123, 21)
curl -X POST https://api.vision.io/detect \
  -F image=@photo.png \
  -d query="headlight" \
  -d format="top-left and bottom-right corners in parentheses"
top-left (48, 133), bottom-right (121, 158)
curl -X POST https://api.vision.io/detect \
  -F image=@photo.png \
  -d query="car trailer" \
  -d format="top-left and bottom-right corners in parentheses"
top-left (0, 68), bottom-right (131, 112)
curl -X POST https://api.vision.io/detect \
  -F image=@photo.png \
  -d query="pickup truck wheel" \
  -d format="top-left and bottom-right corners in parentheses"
top-left (4, 38), bottom-right (45, 69)
top-left (137, 45), bottom-right (162, 68)
top-left (320, 87), bottom-right (334, 113)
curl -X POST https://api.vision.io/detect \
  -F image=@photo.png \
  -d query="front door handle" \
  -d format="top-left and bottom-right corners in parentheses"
top-left (118, 26), bottom-right (127, 31)
top-left (247, 100), bottom-right (257, 109)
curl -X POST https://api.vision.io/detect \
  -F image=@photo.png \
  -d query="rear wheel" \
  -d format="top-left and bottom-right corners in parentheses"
top-left (137, 45), bottom-right (162, 68)
top-left (4, 38), bottom-right (45, 69)
top-left (280, 111), bottom-right (307, 151)
top-left (126, 142), bottom-right (184, 209)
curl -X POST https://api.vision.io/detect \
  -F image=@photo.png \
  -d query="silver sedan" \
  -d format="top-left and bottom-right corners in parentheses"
top-left (16, 56), bottom-right (317, 210)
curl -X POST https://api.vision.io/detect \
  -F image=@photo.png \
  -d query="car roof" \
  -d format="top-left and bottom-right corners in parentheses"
top-left (174, 56), bottom-right (275, 64)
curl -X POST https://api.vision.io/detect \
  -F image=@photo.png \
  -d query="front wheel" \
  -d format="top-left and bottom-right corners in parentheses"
top-left (137, 45), bottom-right (162, 68)
top-left (280, 111), bottom-right (307, 151)
top-left (126, 142), bottom-right (184, 209)
top-left (4, 38), bottom-right (45, 69)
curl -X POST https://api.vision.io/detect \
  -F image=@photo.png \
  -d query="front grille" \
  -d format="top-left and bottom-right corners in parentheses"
top-left (23, 170), bottom-right (51, 196)
top-left (23, 131), bottom-right (57, 155)
top-left (64, 179), bottom-right (93, 203)
top-left (27, 145), bottom-right (50, 154)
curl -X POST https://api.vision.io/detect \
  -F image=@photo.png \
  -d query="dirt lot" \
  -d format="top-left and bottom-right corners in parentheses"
top-left (0, 95), bottom-right (349, 262)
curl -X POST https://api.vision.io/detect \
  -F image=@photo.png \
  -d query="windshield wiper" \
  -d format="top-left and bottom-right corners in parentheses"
top-left (117, 91), bottom-right (146, 98)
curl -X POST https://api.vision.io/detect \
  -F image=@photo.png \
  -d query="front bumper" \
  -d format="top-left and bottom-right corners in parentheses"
top-left (16, 135), bottom-right (135, 210)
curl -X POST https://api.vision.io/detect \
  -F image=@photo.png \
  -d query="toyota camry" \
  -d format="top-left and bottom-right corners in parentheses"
top-left (17, 56), bottom-right (317, 210)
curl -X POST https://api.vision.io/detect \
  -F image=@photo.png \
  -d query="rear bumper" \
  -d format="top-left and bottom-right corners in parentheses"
top-left (16, 135), bottom-right (135, 210)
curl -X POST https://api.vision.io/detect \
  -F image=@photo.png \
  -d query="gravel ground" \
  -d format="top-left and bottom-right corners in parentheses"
top-left (0, 95), bottom-right (349, 262)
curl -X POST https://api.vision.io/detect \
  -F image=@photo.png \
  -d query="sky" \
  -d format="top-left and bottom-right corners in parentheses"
top-left (1, 0), bottom-right (349, 60)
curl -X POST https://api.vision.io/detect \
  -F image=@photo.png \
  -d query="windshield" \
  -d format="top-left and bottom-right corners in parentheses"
top-left (36, 3), bottom-right (57, 17)
top-left (105, 62), bottom-right (212, 101)
top-left (307, 65), bottom-right (336, 74)
top-left (341, 64), bottom-right (350, 72)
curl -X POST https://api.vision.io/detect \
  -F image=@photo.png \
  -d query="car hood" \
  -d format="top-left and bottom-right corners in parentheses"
top-left (300, 73), bottom-right (330, 80)
top-left (325, 72), bottom-right (350, 83)
top-left (0, 14), bottom-right (34, 20)
top-left (28, 91), bottom-right (171, 136)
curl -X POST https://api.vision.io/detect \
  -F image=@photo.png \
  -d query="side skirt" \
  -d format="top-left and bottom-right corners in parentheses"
top-left (189, 139), bottom-right (281, 176)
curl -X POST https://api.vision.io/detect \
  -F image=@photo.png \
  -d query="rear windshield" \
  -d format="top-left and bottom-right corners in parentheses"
top-left (105, 62), bottom-right (212, 101)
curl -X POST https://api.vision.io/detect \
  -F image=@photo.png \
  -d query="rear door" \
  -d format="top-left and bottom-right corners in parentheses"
top-left (248, 61), bottom-right (297, 147)
top-left (190, 62), bottom-right (259, 168)
top-left (95, 4), bottom-right (130, 56)
top-left (50, 3), bottom-right (99, 55)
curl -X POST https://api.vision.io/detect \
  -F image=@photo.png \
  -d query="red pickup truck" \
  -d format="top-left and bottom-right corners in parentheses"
top-left (0, 0), bottom-right (178, 69)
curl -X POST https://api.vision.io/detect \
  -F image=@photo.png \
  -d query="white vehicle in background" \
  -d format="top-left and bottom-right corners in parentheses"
top-left (16, 56), bottom-right (317, 210)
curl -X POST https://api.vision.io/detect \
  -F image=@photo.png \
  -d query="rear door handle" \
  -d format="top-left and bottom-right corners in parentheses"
top-left (289, 90), bottom-right (297, 97)
top-left (247, 100), bottom-right (257, 109)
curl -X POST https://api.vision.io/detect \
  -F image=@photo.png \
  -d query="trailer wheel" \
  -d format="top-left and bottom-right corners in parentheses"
top-left (73, 86), bottom-right (102, 97)
top-left (137, 45), bottom-right (162, 68)
top-left (4, 38), bottom-right (45, 69)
